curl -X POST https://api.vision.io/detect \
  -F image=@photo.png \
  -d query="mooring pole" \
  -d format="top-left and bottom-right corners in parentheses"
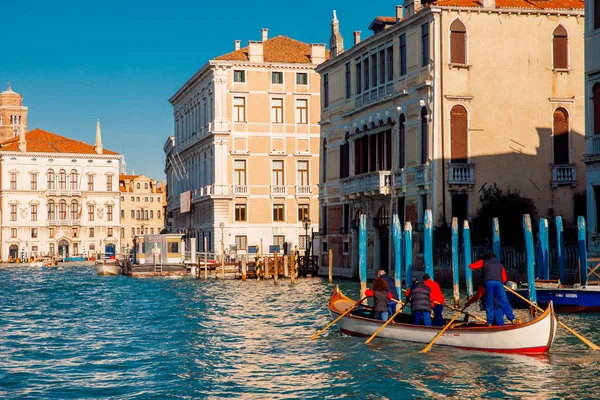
top-left (273, 252), bottom-right (279, 285)
top-left (404, 222), bottom-right (413, 285)
top-left (359, 214), bottom-right (367, 302)
top-left (451, 217), bottom-right (460, 307)
top-left (463, 221), bottom-right (473, 297)
top-left (523, 214), bottom-right (537, 305)
top-left (537, 218), bottom-right (550, 280)
top-left (556, 216), bottom-right (566, 285)
top-left (392, 214), bottom-right (403, 300)
top-left (424, 209), bottom-right (433, 279)
top-left (203, 237), bottom-right (208, 280)
top-left (241, 256), bottom-right (247, 281)
top-left (492, 217), bottom-right (501, 262)
top-left (578, 216), bottom-right (588, 286)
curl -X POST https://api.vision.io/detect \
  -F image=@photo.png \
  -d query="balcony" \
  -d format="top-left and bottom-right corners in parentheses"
top-left (391, 169), bottom-right (405, 192)
top-left (296, 185), bottom-right (312, 196)
top-left (448, 163), bottom-right (475, 186)
top-left (48, 219), bottom-right (81, 226)
top-left (415, 165), bottom-right (429, 186)
top-left (318, 184), bottom-right (327, 198)
top-left (191, 185), bottom-right (232, 203)
top-left (46, 189), bottom-right (82, 197)
top-left (551, 164), bottom-right (577, 188)
top-left (584, 136), bottom-right (600, 163)
top-left (233, 185), bottom-right (249, 196)
top-left (340, 171), bottom-right (391, 197)
top-left (271, 185), bottom-right (287, 196)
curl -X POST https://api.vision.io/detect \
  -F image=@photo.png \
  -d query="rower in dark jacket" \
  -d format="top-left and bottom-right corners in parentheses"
top-left (469, 252), bottom-right (516, 326)
top-left (407, 278), bottom-right (432, 326)
top-left (365, 277), bottom-right (393, 321)
top-left (377, 269), bottom-right (399, 315)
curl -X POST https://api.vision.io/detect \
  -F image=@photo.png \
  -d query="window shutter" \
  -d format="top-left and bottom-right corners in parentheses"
top-left (450, 105), bottom-right (468, 163)
top-left (553, 26), bottom-right (568, 69)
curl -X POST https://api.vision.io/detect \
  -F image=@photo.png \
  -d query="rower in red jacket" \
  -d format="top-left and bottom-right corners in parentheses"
top-left (422, 274), bottom-right (445, 326)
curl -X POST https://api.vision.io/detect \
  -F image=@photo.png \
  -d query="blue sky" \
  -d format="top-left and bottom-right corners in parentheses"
top-left (2, 0), bottom-right (394, 180)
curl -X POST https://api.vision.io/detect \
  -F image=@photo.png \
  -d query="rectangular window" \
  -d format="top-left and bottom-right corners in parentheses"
top-left (88, 175), bottom-right (94, 191)
top-left (234, 160), bottom-right (246, 185)
top-left (296, 72), bottom-right (308, 85)
top-left (49, 227), bottom-right (54, 238)
top-left (11, 228), bottom-right (17, 238)
top-left (88, 205), bottom-right (95, 221)
top-left (158, 210), bottom-right (161, 219)
top-left (150, 210), bottom-right (154, 218)
top-left (106, 175), bottom-right (113, 191)
top-left (130, 210), bottom-right (135, 218)
top-left (70, 172), bottom-right (78, 190)
top-left (108, 228), bottom-right (113, 237)
top-left (235, 235), bottom-right (248, 250)
top-left (273, 235), bottom-right (285, 251)
top-left (379, 49), bottom-right (386, 85)
top-left (10, 205), bottom-right (16, 221)
top-left (355, 60), bottom-right (362, 95)
top-left (363, 57), bottom-right (370, 90)
top-left (121, 210), bottom-right (125, 218)
top-left (298, 204), bottom-right (310, 221)
top-left (345, 62), bottom-right (351, 99)
top-left (271, 98), bottom-right (283, 123)
top-left (107, 205), bottom-right (113, 221)
top-left (399, 34), bottom-right (407, 76)
top-left (371, 54), bottom-right (377, 87)
top-left (273, 204), bottom-right (285, 222)
top-left (272, 160), bottom-right (284, 185)
top-left (10, 173), bottom-right (16, 190)
top-left (296, 99), bottom-right (308, 124)
top-left (233, 97), bottom-right (246, 122)
top-left (89, 227), bottom-right (95, 238)
top-left (73, 242), bottom-right (78, 255)
top-left (422, 23), bottom-right (430, 67)
top-left (298, 235), bottom-right (309, 250)
top-left (31, 205), bottom-right (38, 221)
top-left (323, 73), bottom-right (329, 108)
top-left (131, 228), bottom-right (135, 237)
top-left (386, 46), bottom-right (394, 81)
top-left (31, 174), bottom-right (37, 190)
top-left (297, 160), bottom-right (309, 185)
top-left (31, 228), bottom-right (37, 238)
top-left (72, 228), bottom-right (78, 238)
top-left (233, 70), bottom-right (245, 83)
top-left (235, 204), bottom-right (247, 222)
top-left (272, 71), bottom-right (283, 84)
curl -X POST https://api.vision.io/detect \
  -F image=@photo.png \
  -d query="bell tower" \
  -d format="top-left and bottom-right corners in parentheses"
top-left (0, 82), bottom-right (28, 141)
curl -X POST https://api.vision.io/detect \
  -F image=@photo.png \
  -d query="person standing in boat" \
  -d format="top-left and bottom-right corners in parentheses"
top-left (377, 269), bottom-right (399, 316)
top-left (422, 274), bottom-right (445, 327)
top-left (468, 252), bottom-right (517, 326)
top-left (365, 277), bottom-right (393, 321)
top-left (406, 278), bottom-right (432, 326)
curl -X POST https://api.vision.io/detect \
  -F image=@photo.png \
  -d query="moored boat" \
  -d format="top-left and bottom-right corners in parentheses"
top-left (328, 288), bottom-right (557, 353)
top-left (95, 258), bottom-right (122, 276)
top-left (507, 284), bottom-right (600, 313)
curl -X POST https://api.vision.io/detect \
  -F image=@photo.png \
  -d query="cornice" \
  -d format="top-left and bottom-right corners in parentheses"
top-left (0, 152), bottom-right (121, 161)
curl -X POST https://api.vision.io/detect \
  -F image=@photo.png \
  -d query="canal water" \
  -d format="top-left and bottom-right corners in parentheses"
top-left (1, 266), bottom-right (600, 399)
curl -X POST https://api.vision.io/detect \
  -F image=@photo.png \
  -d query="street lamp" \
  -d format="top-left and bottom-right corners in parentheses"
top-left (303, 218), bottom-right (311, 256)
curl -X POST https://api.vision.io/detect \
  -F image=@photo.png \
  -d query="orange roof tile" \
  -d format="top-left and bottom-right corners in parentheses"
top-left (119, 186), bottom-right (129, 192)
top-left (0, 128), bottom-right (119, 155)
top-left (215, 36), bottom-right (330, 64)
top-left (119, 174), bottom-right (140, 180)
top-left (434, 0), bottom-right (583, 9)
top-left (374, 16), bottom-right (398, 23)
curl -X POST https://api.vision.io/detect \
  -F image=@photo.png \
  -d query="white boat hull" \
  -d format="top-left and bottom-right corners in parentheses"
top-left (329, 290), bottom-right (557, 353)
top-left (95, 263), bottom-right (122, 276)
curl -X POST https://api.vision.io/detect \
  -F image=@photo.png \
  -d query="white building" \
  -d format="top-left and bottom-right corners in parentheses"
top-left (0, 117), bottom-right (122, 261)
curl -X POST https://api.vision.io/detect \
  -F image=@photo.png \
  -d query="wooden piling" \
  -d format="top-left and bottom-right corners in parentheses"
top-left (203, 237), bottom-right (208, 280)
top-left (328, 249), bottom-right (333, 284)
top-left (241, 256), bottom-right (247, 281)
top-left (578, 216), bottom-right (588, 286)
top-left (424, 209), bottom-right (433, 279)
top-left (463, 221), bottom-right (473, 297)
top-left (451, 217), bottom-right (460, 307)
top-left (274, 252), bottom-right (279, 285)
top-left (556, 216), bottom-right (566, 285)
top-left (359, 214), bottom-right (367, 301)
top-left (283, 255), bottom-right (289, 277)
top-left (404, 222), bottom-right (413, 285)
top-left (392, 214), bottom-right (403, 299)
top-left (265, 256), bottom-right (270, 280)
top-left (492, 217), bottom-right (501, 261)
top-left (291, 247), bottom-right (297, 285)
top-left (523, 214), bottom-right (537, 304)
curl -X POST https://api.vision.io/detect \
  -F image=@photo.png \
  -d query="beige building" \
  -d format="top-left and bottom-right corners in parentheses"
top-left (119, 174), bottom-right (165, 251)
top-left (166, 29), bottom-right (325, 257)
top-left (584, 0), bottom-right (600, 253)
top-left (318, 1), bottom-right (585, 277)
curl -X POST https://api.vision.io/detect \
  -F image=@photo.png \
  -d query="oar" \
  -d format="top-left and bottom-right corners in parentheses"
top-left (504, 285), bottom-right (600, 351)
top-left (420, 306), bottom-right (467, 353)
top-left (365, 301), bottom-right (410, 344)
top-left (311, 297), bottom-right (367, 340)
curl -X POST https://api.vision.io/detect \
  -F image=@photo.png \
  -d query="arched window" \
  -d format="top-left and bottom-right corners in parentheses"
top-left (48, 200), bottom-right (55, 220)
top-left (450, 105), bottom-right (468, 163)
top-left (322, 139), bottom-right (328, 184)
top-left (553, 25), bottom-right (568, 70)
top-left (420, 107), bottom-right (429, 164)
top-left (340, 133), bottom-right (350, 179)
top-left (594, 83), bottom-right (600, 136)
top-left (59, 200), bottom-right (67, 220)
top-left (58, 169), bottom-right (67, 190)
top-left (553, 108), bottom-right (569, 164)
top-left (70, 169), bottom-right (78, 190)
top-left (398, 114), bottom-right (406, 168)
top-left (450, 19), bottom-right (467, 64)
top-left (71, 201), bottom-right (79, 220)
top-left (377, 205), bottom-right (389, 228)
top-left (47, 169), bottom-right (55, 190)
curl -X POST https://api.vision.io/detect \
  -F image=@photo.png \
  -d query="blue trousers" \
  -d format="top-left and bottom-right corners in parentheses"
top-left (387, 301), bottom-right (397, 316)
top-left (374, 311), bottom-right (389, 321)
top-left (484, 280), bottom-right (515, 325)
top-left (413, 311), bottom-right (432, 326)
top-left (492, 308), bottom-right (504, 326)
top-left (432, 304), bottom-right (445, 327)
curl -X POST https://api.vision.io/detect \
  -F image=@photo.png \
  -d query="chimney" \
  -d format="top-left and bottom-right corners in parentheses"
top-left (482, 0), bottom-right (495, 7)
top-left (18, 121), bottom-right (26, 152)
top-left (396, 5), bottom-right (404, 21)
top-left (310, 44), bottom-right (326, 65)
top-left (248, 41), bottom-right (264, 63)
top-left (261, 28), bottom-right (268, 42)
top-left (95, 119), bottom-right (103, 155)
top-left (353, 31), bottom-right (361, 46)
top-left (234, 40), bottom-right (241, 51)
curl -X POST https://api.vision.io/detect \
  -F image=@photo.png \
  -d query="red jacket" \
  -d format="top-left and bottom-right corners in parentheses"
top-left (365, 289), bottom-right (393, 299)
top-left (424, 279), bottom-right (445, 306)
top-left (469, 260), bottom-right (508, 283)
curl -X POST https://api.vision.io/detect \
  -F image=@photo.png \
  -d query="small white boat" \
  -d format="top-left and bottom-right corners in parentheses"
top-left (95, 258), bottom-right (122, 276)
top-left (328, 288), bottom-right (558, 353)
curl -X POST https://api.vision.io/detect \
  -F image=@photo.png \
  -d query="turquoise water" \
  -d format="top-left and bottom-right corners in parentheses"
top-left (2, 266), bottom-right (600, 399)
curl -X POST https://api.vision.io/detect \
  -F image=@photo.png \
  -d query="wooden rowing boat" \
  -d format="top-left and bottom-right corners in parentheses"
top-left (328, 287), bottom-right (558, 353)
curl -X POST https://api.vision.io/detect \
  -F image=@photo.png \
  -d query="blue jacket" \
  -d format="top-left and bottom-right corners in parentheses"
top-left (381, 275), bottom-right (399, 300)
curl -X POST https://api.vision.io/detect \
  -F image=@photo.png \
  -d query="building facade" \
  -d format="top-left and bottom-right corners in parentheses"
top-left (0, 90), bottom-right (122, 260)
top-left (318, 1), bottom-right (585, 277)
top-left (119, 174), bottom-right (165, 251)
top-left (166, 29), bottom-right (325, 257)
top-left (585, 0), bottom-right (600, 253)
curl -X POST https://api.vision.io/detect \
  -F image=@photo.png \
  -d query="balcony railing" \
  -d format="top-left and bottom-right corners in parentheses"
top-left (46, 189), bottom-right (82, 197)
top-left (392, 169), bottom-right (405, 190)
top-left (318, 185), bottom-right (326, 198)
top-left (48, 219), bottom-right (81, 226)
top-left (296, 185), bottom-right (312, 196)
top-left (271, 185), bottom-right (287, 196)
top-left (340, 171), bottom-right (391, 197)
top-left (551, 164), bottom-right (577, 187)
top-left (415, 165), bottom-right (428, 185)
top-left (448, 163), bottom-right (475, 185)
top-left (584, 136), bottom-right (600, 162)
top-left (233, 185), bottom-right (249, 195)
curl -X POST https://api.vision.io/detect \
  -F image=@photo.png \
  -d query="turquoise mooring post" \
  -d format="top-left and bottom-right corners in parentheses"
top-left (523, 214), bottom-right (537, 304)
top-left (492, 217), bottom-right (501, 261)
top-left (392, 214), bottom-right (403, 299)
top-left (578, 216), bottom-right (588, 286)
top-left (463, 221), bottom-right (473, 297)
top-left (540, 218), bottom-right (550, 280)
top-left (556, 216), bottom-right (566, 285)
top-left (451, 217), bottom-right (460, 307)
top-left (359, 214), bottom-right (368, 299)
top-left (424, 209), bottom-right (433, 279)
top-left (404, 222), bottom-right (413, 285)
